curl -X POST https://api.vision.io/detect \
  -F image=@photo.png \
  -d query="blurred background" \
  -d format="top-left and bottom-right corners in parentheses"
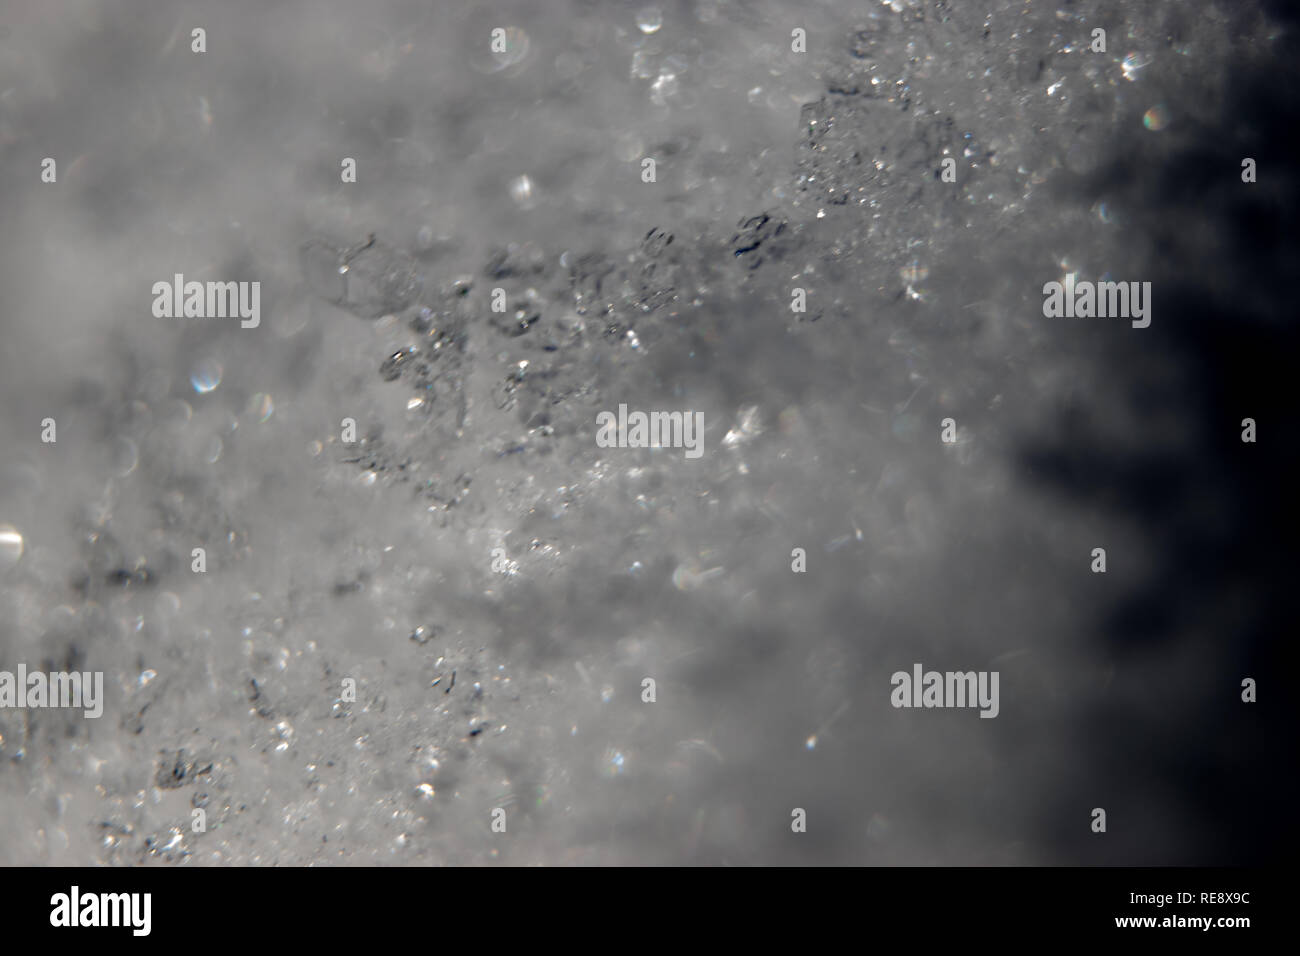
top-left (0, 0), bottom-right (1294, 865)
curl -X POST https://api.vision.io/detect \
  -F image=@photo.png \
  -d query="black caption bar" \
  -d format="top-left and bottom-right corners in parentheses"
top-left (0, 866), bottom-right (1269, 945)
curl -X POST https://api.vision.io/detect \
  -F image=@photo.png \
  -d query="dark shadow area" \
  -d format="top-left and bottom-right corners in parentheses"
top-left (1021, 3), bottom-right (1300, 863)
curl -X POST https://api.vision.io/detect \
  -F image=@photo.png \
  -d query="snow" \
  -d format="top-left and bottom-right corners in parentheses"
top-left (0, 0), bottom-right (1292, 865)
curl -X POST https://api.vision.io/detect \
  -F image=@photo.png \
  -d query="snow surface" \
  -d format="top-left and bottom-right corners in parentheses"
top-left (0, 0), bottom-right (1294, 864)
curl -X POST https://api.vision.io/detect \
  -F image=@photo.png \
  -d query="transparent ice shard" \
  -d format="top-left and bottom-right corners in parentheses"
top-left (299, 237), bottom-right (347, 307)
top-left (299, 234), bottom-right (423, 319)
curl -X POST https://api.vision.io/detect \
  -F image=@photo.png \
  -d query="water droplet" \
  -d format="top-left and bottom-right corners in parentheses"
top-left (899, 261), bottom-right (929, 285)
top-left (672, 562), bottom-right (724, 590)
top-left (805, 735), bottom-right (817, 751)
top-left (190, 358), bottom-right (223, 394)
top-left (650, 71), bottom-right (678, 105)
top-left (636, 7), bottom-right (663, 34)
top-left (163, 399), bottom-right (193, 424)
top-left (722, 406), bottom-right (762, 447)
top-left (274, 298), bottom-right (310, 339)
top-left (380, 347), bottom-right (414, 382)
top-left (509, 174), bottom-right (534, 208)
top-left (275, 721), bottom-right (294, 751)
top-left (602, 748), bottom-right (628, 777)
top-left (205, 435), bottom-right (223, 464)
top-left (111, 437), bottom-right (138, 477)
top-left (246, 392), bottom-right (274, 423)
top-left (0, 525), bottom-right (24, 570)
top-left (1121, 52), bottom-right (1151, 82)
top-left (1143, 104), bottom-right (1169, 131)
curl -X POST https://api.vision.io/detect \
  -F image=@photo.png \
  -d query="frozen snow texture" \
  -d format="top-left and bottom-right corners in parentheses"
top-left (0, 0), bottom-right (1292, 865)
